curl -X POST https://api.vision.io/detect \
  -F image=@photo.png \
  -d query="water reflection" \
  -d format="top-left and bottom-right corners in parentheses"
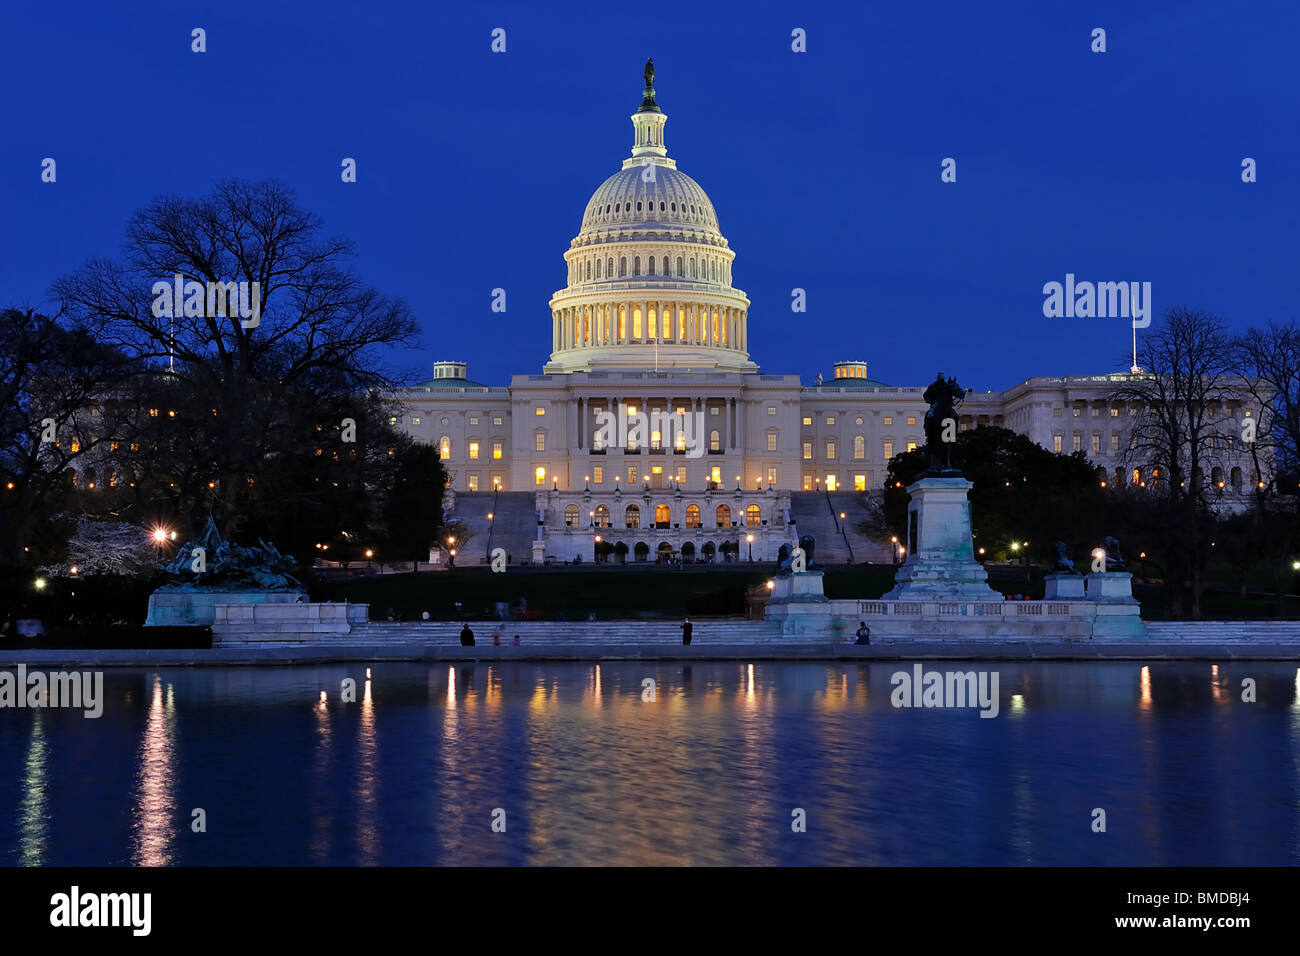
top-left (18, 710), bottom-right (47, 866)
top-left (131, 675), bottom-right (176, 866)
top-left (1, 661), bottom-right (1298, 866)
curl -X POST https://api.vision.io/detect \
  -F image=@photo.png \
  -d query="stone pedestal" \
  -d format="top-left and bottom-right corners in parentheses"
top-left (883, 476), bottom-right (1001, 601)
top-left (1084, 571), bottom-right (1146, 640)
top-left (531, 540), bottom-right (546, 564)
top-left (768, 570), bottom-right (828, 603)
top-left (1044, 573), bottom-right (1087, 600)
top-left (144, 588), bottom-right (308, 626)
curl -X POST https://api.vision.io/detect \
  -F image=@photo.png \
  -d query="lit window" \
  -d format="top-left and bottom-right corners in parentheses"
top-left (535, 407), bottom-right (545, 416)
top-left (710, 430), bottom-right (721, 452)
top-left (854, 474), bottom-right (866, 491)
top-left (565, 505), bottom-right (579, 527)
top-left (535, 467), bottom-right (546, 486)
top-left (767, 433), bottom-right (778, 452)
top-left (1072, 434), bottom-right (1081, 452)
top-left (710, 466), bottom-right (721, 484)
top-left (467, 475), bottom-right (479, 491)
top-left (767, 406), bottom-right (776, 416)
top-left (494, 416), bottom-right (503, 425)
top-left (883, 441), bottom-right (894, 459)
top-left (628, 467), bottom-right (637, 484)
top-left (884, 416), bottom-right (893, 425)
top-left (1092, 434), bottom-right (1101, 453)
top-left (439, 436), bottom-right (451, 459)
top-left (593, 465), bottom-right (604, 484)
top-left (1109, 408), bottom-right (1118, 418)
top-left (1053, 435), bottom-right (1063, 452)
top-left (853, 435), bottom-right (865, 459)
top-left (535, 433), bottom-right (546, 452)
top-left (469, 442), bottom-right (479, 460)
top-left (1072, 408), bottom-right (1081, 417)
top-left (686, 504), bottom-right (701, 528)
top-left (802, 416), bottom-right (812, 426)
top-left (906, 417), bottom-right (916, 426)
top-left (802, 474), bottom-right (814, 490)
top-left (825, 416), bottom-right (835, 426)
top-left (675, 465), bottom-right (686, 484)
top-left (906, 442), bottom-right (917, 452)
top-left (826, 441), bottom-right (836, 460)
top-left (767, 467), bottom-right (777, 486)
top-left (492, 441), bottom-right (503, 460)
top-left (825, 475), bottom-right (838, 491)
top-left (70, 440), bottom-right (80, 452)
top-left (746, 504), bottom-right (762, 527)
top-left (470, 416), bottom-right (479, 425)
top-left (149, 408), bottom-right (159, 417)
top-left (412, 417), bottom-right (421, 425)
top-left (802, 441), bottom-right (813, 460)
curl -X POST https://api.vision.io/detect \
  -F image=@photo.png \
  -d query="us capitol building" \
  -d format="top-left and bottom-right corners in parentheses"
top-left (393, 64), bottom-right (1261, 566)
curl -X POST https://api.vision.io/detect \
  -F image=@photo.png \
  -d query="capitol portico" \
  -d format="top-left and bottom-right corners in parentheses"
top-left (393, 63), bottom-right (1263, 566)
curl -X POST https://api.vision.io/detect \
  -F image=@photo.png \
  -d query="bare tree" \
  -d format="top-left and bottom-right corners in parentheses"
top-left (52, 180), bottom-right (418, 543)
top-left (1109, 308), bottom-right (1237, 618)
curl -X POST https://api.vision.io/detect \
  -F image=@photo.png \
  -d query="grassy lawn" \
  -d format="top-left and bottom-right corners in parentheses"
top-left (315, 562), bottom-right (1300, 622)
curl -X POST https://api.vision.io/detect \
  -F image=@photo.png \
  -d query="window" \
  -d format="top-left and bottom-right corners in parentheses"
top-left (1092, 407), bottom-right (1102, 417)
top-left (1110, 408), bottom-right (1119, 418)
top-left (492, 441), bottom-right (503, 460)
top-left (469, 441), bottom-right (479, 460)
top-left (628, 467), bottom-right (637, 484)
top-left (884, 416), bottom-right (893, 425)
top-left (1091, 434), bottom-right (1101, 453)
top-left (802, 416), bottom-right (812, 426)
top-left (411, 417), bottom-right (421, 425)
top-left (654, 504), bottom-right (670, 526)
top-left (906, 417), bottom-right (916, 426)
top-left (715, 504), bottom-right (731, 528)
top-left (883, 441), bottom-right (894, 459)
top-left (594, 505), bottom-right (610, 528)
top-left (710, 466), bottom-right (721, 484)
top-left (491, 473), bottom-right (503, 489)
top-left (767, 466), bottom-right (777, 486)
top-left (149, 408), bottom-right (158, 417)
top-left (802, 474), bottom-right (814, 490)
top-left (625, 504), bottom-right (640, 529)
top-left (535, 407), bottom-right (546, 416)
top-left (1053, 407), bottom-right (1062, 418)
top-left (710, 406), bottom-right (719, 415)
top-left (685, 504), bottom-right (702, 528)
top-left (906, 442), bottom-right (917, 452)
top-left (1072, 434), bottom-right (1081, 452)
top-left (854, 474), bottom-right (866, 491)
top-left (535, 467), bottom-right (546, 486)
top-left (439, 436), bottom-right (451, 459)
top-left (593, 465), bottom-right (604, 484)
top-left (802, 441), bottom-right (813, 460)
top-left (825, 416), bottom-right (835, 425)
top-left (767, 406), bottom-right (776, 416)
top-left (565, 505), bottom-right (579, 527)
top-left (1111, 434), bottom-right (1120, 453)
top-left (853, 435), bottom-right (865, 459)
top-left (493, 415), bottom-right (503, 426)
top-left (1053, 435), bottom-right (1063, 452)
top-left (746, 504), bottom-right (762, 527)
top-left (825, 475), bottom-right (838, 491)
top-left (1072, 407), bottom-right (1081, 417)
top-left (855, 417), bottom-right (864, 425)
top-left (710, 430), bottom-right (721, 452)
top-left (767, 433), bottom-right (778, 452)
top-left (826, 441), bottom-right (836, 460)
top-left (676, 466), bottom-right (686, 484)
top-left (535, 433), bottom-right (546, 452)
top-left (469, 416), bottom-right (479, 425)
top-left (467, 475), bottom-right (479, 491)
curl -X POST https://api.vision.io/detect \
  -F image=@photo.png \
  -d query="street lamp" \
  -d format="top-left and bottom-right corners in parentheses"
top-left (746, 533), bottom-right (754, 562)
top-left (891, 535), bottom-right (900, 566)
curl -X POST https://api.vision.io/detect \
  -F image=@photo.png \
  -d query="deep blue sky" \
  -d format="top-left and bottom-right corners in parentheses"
top-left (3, 1), bottom-right (1297, 391)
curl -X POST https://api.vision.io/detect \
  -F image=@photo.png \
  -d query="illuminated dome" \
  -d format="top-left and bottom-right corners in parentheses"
top-left (546, 61), bottom-right (754, 373)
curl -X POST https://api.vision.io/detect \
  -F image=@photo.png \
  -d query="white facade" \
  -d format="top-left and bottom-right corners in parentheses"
top-left (393, 67), bottom-right (1263, 564)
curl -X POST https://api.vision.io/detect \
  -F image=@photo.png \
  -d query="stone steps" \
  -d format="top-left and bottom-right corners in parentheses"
top-left (333, 620), bottom-right (784, 645)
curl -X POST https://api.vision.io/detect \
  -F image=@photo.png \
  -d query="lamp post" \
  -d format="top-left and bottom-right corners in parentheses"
top-left (746, 533), bottom-right (754, 562)
top-left (891, 535), bottom-right (899, 566)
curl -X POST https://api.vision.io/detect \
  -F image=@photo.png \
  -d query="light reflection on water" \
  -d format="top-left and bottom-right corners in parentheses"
top-left (0, 661), bottom-right (1298, 866)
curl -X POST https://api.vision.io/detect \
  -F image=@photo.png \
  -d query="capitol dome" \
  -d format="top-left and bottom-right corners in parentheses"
top-left (545, 61), bottom-right (754, 373)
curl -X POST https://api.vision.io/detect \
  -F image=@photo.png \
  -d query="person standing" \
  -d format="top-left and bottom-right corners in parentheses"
top-left (681, 617), bottom-right (693, 646)
top-left (854, 621), bottom-right (871, 646)
top-left (459, 624), bottom-right (475, 646)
